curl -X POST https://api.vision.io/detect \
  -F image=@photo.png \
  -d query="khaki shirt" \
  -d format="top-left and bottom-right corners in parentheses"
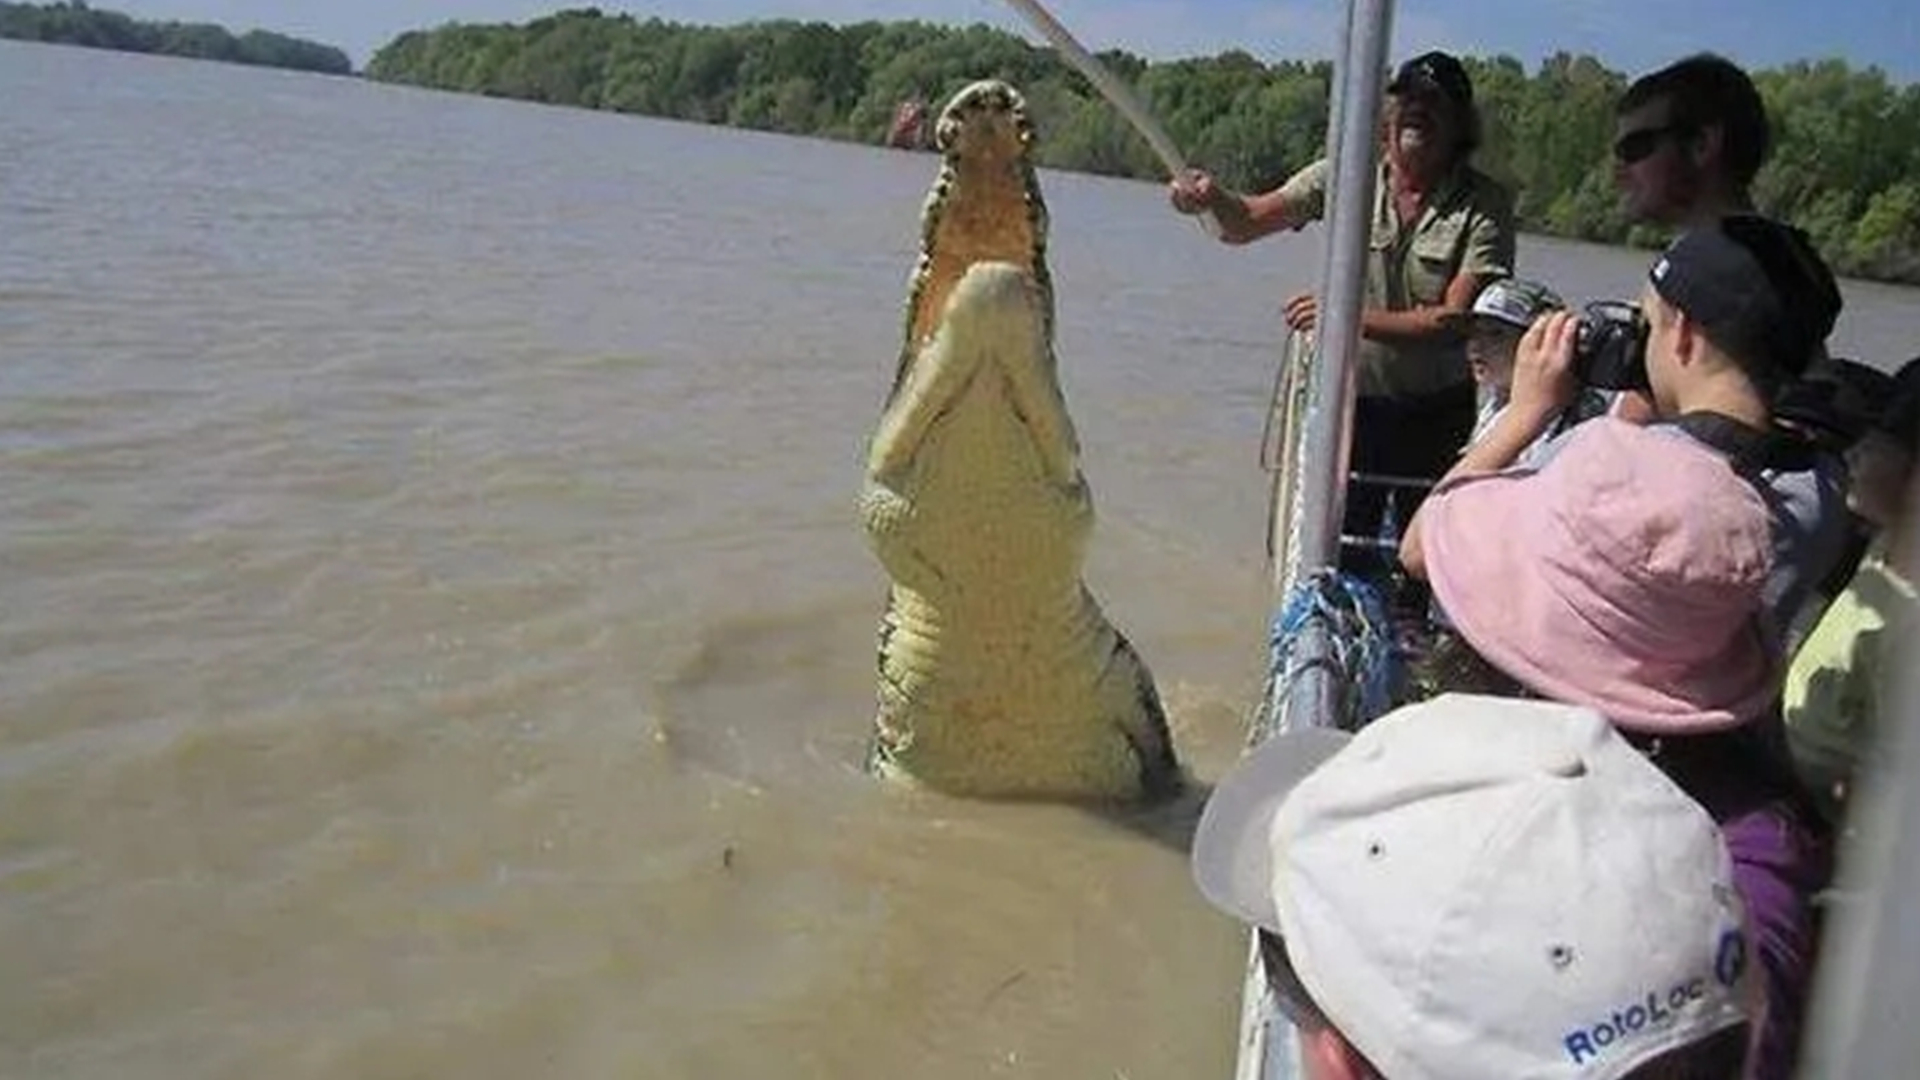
top-left (1783, 546), bottom-right (1915, 820)
top-left (1279, 158), bottom-right (1516, 398)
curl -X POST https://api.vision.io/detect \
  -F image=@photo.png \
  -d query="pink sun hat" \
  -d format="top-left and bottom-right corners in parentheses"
top-left (1419, 418), bottom-right (1778, 733)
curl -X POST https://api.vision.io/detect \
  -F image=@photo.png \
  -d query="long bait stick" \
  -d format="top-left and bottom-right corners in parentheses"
top-left (996, 0), bottom-right (1221, 235)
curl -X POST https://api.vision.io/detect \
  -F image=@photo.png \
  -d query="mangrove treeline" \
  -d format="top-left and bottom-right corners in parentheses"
top-left (0, 1), bottom-right (352, 75)
top-left (365, 9), bottom-right (1920, 285)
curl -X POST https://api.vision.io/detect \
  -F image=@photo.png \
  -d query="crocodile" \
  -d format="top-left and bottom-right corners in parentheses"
top-left (857, 79), bottom-right (1181, 803)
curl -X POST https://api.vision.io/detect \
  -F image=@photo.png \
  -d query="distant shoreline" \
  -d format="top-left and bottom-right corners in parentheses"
top-left (359, 12), bottom-right (1920, 287)
top-left (0, 1), bottom-right (353, 77)
top-left (10, 2), bottom-right (1915, 289)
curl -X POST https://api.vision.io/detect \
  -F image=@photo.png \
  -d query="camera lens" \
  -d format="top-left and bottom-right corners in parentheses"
top-left (1572, 302), bottom-right (1650, 391)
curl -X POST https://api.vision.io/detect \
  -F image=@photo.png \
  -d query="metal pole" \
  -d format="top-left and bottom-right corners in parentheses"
top-left (1315, 1), bottom-right (1355, 247)
top-left (1270, 0), bottom-right (1392, 697)
top-left (1255, 0), bottom-right (1356, 572)
top-left (1235, 6), bottom-right (1394, 1079)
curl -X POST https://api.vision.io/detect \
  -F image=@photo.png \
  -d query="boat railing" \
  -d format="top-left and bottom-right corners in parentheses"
top-left (1235, 1), bottom-right (1396, 1078)
top-left (1238, 2), bottom-right (1916, 1075)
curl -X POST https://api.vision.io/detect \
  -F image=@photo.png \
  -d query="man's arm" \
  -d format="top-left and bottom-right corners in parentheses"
top-left (1282, 231), bottom-right (1489, 336)
top-left (1173, 159), bottom-right (1327, 245)
top-left (1358, 270), bottom-right (1484, 341)
top-left (1217, 186), bottom-right (1314, 244)
top-left (1284, 239), bottom-right (1491, 337)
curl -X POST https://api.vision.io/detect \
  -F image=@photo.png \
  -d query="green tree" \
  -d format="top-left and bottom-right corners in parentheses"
top-left (356, 13), bottom-right (1920, 284)
top-left (1847, 180), bottom-right (1920, 280)
top-left (1, 0), bottom-right (350, 72)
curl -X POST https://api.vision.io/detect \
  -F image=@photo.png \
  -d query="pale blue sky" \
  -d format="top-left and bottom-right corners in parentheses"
top-left (98, 0), bottom-right (1920, 83)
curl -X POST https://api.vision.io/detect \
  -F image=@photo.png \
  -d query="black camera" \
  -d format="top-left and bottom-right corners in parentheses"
top-left (1573, 301), bottom-right (1650, 391)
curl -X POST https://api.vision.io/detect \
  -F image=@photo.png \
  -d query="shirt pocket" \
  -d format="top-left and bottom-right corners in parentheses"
top-left (1407, 220), bottom-right (1467, 304)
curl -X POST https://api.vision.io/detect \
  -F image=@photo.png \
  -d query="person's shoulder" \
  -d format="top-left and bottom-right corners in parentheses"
top-left (1575, 417), bottom-right (1748, 475)
top-left (1462, 165), bottom-right (1515, 207)
top-left (1644, 417), bottom-right (1720, 451)
top-left (1463, 163), bottom-right (1510, 189)
top-left (1764, 447), bottom-right (1850, 522)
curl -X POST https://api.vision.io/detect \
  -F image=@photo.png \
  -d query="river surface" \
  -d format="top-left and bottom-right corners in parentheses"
top-left (4, 39), bottom-right (1919, 1080)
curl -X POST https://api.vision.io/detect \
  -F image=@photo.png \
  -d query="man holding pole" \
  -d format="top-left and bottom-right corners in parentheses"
top-left (1169, 51), bottom-right (1515, 591)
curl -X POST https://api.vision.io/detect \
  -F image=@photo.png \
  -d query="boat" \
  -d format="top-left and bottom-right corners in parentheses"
top-left (1238, 2), bottom-right (1920, 1077)
top-left (885, 98), bottom-right (931, 150)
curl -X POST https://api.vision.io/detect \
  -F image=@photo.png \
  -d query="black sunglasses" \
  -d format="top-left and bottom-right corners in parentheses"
top-left (1612, 122), bottom-right (1691, 164)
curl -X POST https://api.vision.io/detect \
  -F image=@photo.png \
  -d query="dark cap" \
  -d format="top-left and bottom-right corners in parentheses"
top-left (1647, 214), bottom-right (1842, 380)
top-left (1389, 51), bottom-right (1473, 108)
top-left (1773, 356), bottom-right (1895, 449)
top-left (1878, 357), bottom-right (1920, 447)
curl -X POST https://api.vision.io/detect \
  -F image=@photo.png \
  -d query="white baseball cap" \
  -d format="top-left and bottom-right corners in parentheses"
top-left (1191, 694), bottom-right (1756, 1080)
top-left (1471, 277), bottom-right (1566, 330)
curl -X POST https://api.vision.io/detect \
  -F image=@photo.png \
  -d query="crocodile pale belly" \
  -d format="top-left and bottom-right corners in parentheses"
top-left (857, 79), bottom-right (1181, 803)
